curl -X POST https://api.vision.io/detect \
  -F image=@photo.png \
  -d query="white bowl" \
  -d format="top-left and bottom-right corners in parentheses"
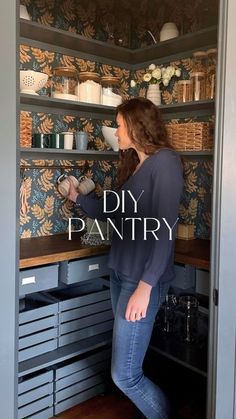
top-left (20, 70), bottom-right (48, 95)
top-left (102, 126), bottom-right (119, 152)
top-left (20, 5), bottom-right (30, 20)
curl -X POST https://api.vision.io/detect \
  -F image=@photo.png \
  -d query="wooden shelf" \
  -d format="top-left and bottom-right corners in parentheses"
top-left (20, 19), bottom-right (217, 67)
top-left (20, 93), bottom-right (214, 120)
top-left (20, 234), bottom-right (210, 270)
top-left (20, 148), bottom-right (119, 161)
top-left (20, 233), bottom-right (110, 269)
top-left (18, 331), bottom-right (112, 377)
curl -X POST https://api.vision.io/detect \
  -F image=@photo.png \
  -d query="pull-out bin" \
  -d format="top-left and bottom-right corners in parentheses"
top-left (46, 278), bottom-right (113, 348)
top-left (59, 254), bottom-right (109, 284)
top-left (53, 347), bottom-right (111, 415)
top-left (19, 264), bottom-right (58, 296)
top-left (18, 370), bottom-right (53, 419)
top-left (19, 293), bottom-right (58, 362)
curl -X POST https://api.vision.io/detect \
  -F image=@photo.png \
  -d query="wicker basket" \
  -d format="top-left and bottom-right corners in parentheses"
top-left (166, 122), bottom-right (214, 151)
top-left (20, 113), bottom-right (32, 148)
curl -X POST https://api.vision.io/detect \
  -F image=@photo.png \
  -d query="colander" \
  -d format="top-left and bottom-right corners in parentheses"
top-left (20, 70), bottom-right (48, 95)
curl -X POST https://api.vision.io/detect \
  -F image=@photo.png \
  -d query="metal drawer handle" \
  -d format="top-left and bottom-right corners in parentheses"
top-left (21, 276), bottom-right (36, 285)
top-left (88, 264), bottom-right (99, 271)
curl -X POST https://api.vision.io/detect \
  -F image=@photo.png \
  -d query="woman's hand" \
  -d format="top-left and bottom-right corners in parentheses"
top-left (125, 280), bottom-right (152, 322)
top-left (67, 178), bottom-right (79, 203)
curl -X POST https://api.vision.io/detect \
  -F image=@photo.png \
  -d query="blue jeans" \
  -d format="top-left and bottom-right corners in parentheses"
top-left (110, 269), bottom-right (171, 419)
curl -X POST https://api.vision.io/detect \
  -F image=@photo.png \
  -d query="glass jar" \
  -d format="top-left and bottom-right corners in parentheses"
top-left (178, 296), bottom-right (199, 343)
top-left (190, 72), bottom-right (206, 101)
top-left (206, 48), bottom-right (217, 99)
top-left (101, 76), bottom-right (122, 107)
top-left (159, 294), bottom-right (178, 333)
top-left (78, 72), bottom-right (101, 104)
top-left (177, 80), bottom-right (193, 103)
top-left (51, 67), bottom-right (78, 101)
top-left (192, 51), bottom-right (207, 73)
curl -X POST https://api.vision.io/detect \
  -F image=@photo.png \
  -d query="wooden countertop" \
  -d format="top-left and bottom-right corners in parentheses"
top-left (20, 234), bottom-right (210, 270)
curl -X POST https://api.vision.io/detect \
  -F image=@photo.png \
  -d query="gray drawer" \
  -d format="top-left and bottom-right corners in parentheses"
top-left (59, 254), bottom-right (109, 284)
top-left (19, 294), bottom-right (58, 362)
top-left (54, 348), bottom-right (111, 380)
top-left (19, 264), bottom-right (58, 296)
top-left (54, 383), bottom-right (106, 415)
top-left (59, 310), bottom-right (113, 335)
top-left (58, 319), bottom-right (114, 347)
top-left (18, 370), bottom-right (53, 419)
top-left (55, 374), bottom-right (104, 403)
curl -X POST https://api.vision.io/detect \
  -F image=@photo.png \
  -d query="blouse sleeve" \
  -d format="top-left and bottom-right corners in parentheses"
top-left (76, 191), bottom-right (118, 221)
top-left (140, 152), bottom-right (184, 287)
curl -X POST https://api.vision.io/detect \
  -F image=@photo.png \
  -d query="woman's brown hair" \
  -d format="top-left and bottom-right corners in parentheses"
top-left (116, 97), bottom-right (172, 187)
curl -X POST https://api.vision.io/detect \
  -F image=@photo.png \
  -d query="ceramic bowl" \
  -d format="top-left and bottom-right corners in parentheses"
top-left (160, 22), bottom-right (179, 42)
top-left (20, 70), bottom-right (48, 95)
top-left (102, 126), bottom-right (119, 151)
top-left (20, 5), bottom-right (30, 20)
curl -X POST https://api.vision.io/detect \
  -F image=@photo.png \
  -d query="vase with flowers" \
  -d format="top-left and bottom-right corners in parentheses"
top-left (143, 63), bottom-right (181, 106)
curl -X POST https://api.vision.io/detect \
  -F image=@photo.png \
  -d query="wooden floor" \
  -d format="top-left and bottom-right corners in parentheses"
top-left (54, 391), bottom-right (136, 419)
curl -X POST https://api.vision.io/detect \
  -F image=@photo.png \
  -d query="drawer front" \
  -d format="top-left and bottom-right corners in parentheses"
top-left (59, 255), bottom-right (109, 284)
top-left (54, 383), bottom-right (106, 415)
top-left (19, 265), bottom-right (58, 296)
top-left (55, 374), bottom-right (104, 403)
top-left (58, 320), bottom-right (114, 347)
top-left (19, 315), bottom-right (58, 337)
top-left (56, 360), bottom-right (110, 391)
top-left (19, 302), bottom-right (58, 324)
top-left (59, 310), bottom-right (113, 335)
top-left (59, 288), bottom-right (110, 311)
top-left (55, 348), bottom-right (111, 379)
top-left (18, 370), bottom-right (53, 394)
top-left (19, 339), bottom-right (57, 362)
top-left (60, 299), bottom-right (112, 322)
top-left (18, 394), bottom-right (53, 419)
top-left (18, 382), bottom-right (53, 408)
top-left (27, 407), bottom-right (54, 419)
top-left (19, 328), bottom-right (58, 350)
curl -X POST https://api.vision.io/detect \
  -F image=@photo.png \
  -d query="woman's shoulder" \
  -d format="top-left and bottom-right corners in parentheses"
top-left (150, 148), bottom-right (181, 165)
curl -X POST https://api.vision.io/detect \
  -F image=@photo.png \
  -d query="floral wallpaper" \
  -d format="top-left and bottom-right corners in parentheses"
top-left (19, 5), bottom-right (214, 239)
top-left (21, 0), bottom-right (218, 48)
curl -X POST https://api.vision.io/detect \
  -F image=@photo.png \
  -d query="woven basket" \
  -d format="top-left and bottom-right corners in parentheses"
top-left (166, 122), bottom-right (214, 151)
top-left (20, 113), bottom-right (32, 148)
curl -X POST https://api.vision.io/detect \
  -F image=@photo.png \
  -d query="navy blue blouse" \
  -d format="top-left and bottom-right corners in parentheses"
top-left (76, 149), bottom-right (184, 287)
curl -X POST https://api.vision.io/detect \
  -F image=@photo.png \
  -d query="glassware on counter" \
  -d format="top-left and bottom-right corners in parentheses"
top-left (177, 80), bottom-right (193, 103)
top-left (190, 72), bottom-right (206, 101)
top-left (206, 48), bottom-right (217, 100)
top-left (179, 295), bottom-right (199, 343)
top-left (51, 67), bottom-right (79, 101)
top-left (101, 76), bottom-right (122, 107)
top-left (78, 72), bottom-right (101, 104)
top-left (160, 294), bottom-right (178, 333)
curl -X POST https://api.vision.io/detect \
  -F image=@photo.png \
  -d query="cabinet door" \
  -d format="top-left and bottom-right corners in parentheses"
top-left (207, 0), bottom-right (236, 418)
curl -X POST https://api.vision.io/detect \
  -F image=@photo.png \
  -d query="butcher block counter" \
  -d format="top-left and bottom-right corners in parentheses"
top-left (20, 234), bottom-right (210, 271)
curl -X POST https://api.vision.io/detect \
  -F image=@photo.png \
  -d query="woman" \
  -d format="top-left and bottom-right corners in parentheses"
top-left (68, 97), bottom-right (183, 419)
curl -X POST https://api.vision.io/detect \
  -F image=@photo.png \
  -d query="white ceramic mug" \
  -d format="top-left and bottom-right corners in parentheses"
top-left (77, 176), bottom-right (95, 195)
top-left (62, 132), bottom-right (74, 150)
top-left (57, 174), bottom-right (79, 197)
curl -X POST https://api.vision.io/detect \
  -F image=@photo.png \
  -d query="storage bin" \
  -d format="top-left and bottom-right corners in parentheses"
top-left (19, 264), bottom-right (58, 296)
top-left (19, 293), bottom-right (58, 362)
top-left (53, 347), bottom-right (111, 415)
top-left (51, 66), bottom-right (79, 101)
top-left (46, 278), bottom-right (113, 348)
top-left (18, 370), bottom-right (53, 419)
top-left (59, 254), bottom-right (109, 284)
top-left (166, 122), bottom-right (214, 151)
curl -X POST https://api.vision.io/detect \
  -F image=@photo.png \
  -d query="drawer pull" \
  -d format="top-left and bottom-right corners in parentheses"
top-left (22, 276), bottom-right (36, 285)
top-left (88, 264), bottom-right (99, 271)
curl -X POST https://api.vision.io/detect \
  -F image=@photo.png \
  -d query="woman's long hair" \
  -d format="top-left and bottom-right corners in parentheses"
top-left (116, 97), bottom-right (172, 187)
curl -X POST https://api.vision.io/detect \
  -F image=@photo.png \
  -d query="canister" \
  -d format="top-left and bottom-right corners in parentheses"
top-left (101, 76), bottom-right (122, 107)
top-left (51, 67), bottom-right (79, 101)
top-left (79, 72), bottom-right (101, 104)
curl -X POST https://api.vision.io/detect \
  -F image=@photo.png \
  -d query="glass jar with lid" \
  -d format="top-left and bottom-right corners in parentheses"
top-left (192, 51), bottom-right (207, 73)
top-left (51, 67), bottom-right (78, 101)
top-left (101, 76), bottom-right (122, 107)
top-left (206, 48), bottom-right (217, 99)
top-left (190, 72), bottom-right (206, 101)
top-left (78, 72), bottom-right (101, 104)
top-left (177, 80), bottom-right (193, 103)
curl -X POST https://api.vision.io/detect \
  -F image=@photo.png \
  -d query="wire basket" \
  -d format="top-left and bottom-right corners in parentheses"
top-left (166, 122), bottom-right (214, 151)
